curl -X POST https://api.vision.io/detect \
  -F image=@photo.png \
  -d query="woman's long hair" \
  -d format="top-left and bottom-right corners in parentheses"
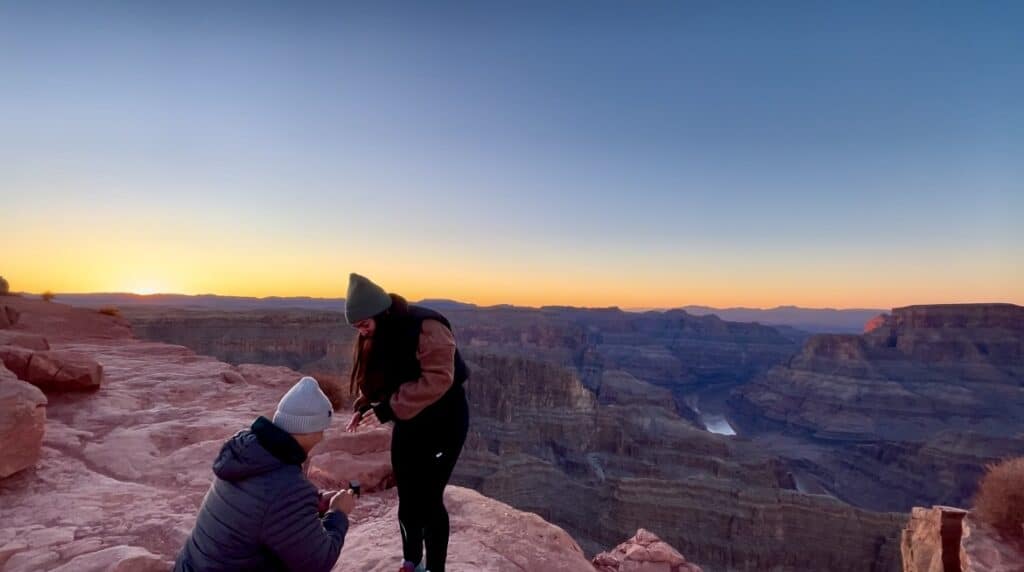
top-left (349, 293), bottom-right (411, 401)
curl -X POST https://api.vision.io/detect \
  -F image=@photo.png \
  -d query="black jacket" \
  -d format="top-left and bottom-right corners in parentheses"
top-left (174, 417), bottom-right (348, 571)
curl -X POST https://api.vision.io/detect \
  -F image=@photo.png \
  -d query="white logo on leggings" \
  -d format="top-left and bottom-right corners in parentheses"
top-left (435, 452), bottom-right (443, 458)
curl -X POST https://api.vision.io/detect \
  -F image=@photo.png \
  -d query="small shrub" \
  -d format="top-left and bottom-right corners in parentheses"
top-left (98, 306), bottom-right (121, 317)
top-left (973, 457), bottom-right (1024, 540)
top-left (41, 291), bottom-right (56, 302)
top-left (0, 276), bottom-right (8, 295)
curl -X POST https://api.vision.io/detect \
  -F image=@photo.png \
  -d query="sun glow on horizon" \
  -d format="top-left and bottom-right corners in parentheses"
top-left (123, 282), bottom-right (167, 296)
top-left (4, 215), bottom-right (1021, 309)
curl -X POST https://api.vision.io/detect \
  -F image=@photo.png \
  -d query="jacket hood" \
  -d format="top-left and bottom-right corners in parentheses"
top-left (212, 417), bottom-right (307, 481)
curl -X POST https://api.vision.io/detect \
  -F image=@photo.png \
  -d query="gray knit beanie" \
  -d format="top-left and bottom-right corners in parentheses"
top-left (272, 376), bottom-right (333, 434)
top-left (345, 273), bottom-right (392, 325)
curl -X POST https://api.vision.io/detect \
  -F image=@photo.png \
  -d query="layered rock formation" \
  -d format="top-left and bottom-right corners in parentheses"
top-left (125, 304), bottom-right (798, 403)
top-left (0, 298), bottom-right (628, 571)
top-left (453, 306), bottom-right (798, 395)
top-left (456, 353), bottom-right (904, 571)
top-left (734, 304), bottom-right (1024, 511)
top-left (902, 505), bottom-right (1024, 572)
top-left (901, 506), bottom-right (967, 572)
top-left (124, 307), bottom-right (357, 378)
top-left (740, 304), bottom-right (1023, 440)
top-left (124, 304), bottom-right (801, 460)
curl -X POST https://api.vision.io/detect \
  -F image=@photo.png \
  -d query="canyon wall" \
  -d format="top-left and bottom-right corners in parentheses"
top-left (733, 304), bottom-right (1024, 511)
top-left (457, 352), bottom-right (904, 571)
top-left (126, 304), bottom-right (798, 425)
top-left (126, 305), bottom-right (797, 391)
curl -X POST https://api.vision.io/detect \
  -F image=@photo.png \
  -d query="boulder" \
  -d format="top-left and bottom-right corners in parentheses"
top-left (316, 422), bottom-right (393, 456)
top-left (309, 451), bottom-right (394, 494)
top-left (593, 529), bottom-right (703, 572)
top-left (0, 347), bottom-right (103, 391)
top-left (25, 350), bottom-right (103, 391)
top-left (309, 421), bottom-right (395, 493)
top-left (0, 331), bottom-right (50, 351)
top-left (0, 367), bottom-right (47, 478)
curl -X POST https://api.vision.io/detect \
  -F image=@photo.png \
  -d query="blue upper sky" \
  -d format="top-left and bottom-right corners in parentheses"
top-left (1, 1), bottom-right (1021, 307)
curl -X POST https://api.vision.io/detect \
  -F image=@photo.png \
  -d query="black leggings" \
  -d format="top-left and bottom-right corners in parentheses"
top-left (391, 386), bottom-right (469, 572)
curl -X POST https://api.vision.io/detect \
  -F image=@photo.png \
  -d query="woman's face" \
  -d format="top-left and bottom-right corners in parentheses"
top-left (354, 318), bottom-right (376, 338)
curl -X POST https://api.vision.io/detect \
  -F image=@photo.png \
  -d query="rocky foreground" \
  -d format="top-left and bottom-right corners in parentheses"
top-left (0, 297), bottom-right (692, 571)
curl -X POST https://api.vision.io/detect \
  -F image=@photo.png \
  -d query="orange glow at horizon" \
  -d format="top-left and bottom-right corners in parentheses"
top-left (4, 209), bottom-right (1021, 310)
top-left (5, 248), bottom-right (1022, 310)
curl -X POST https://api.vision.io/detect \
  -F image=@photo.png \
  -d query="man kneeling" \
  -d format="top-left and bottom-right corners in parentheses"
top-left (175, 376), bottom-right (355, 571)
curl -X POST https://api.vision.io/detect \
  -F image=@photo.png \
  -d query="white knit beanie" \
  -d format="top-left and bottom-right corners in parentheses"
top-left (273, 376), bottom-right (333, 434)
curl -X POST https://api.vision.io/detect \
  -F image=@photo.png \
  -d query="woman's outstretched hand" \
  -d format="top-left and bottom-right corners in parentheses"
top-left (346, 412), bottom-right (363, 433)
top-left (347, 409), bottom-right (381, 431)
top-left (359, 408), bottom-right (381, 429)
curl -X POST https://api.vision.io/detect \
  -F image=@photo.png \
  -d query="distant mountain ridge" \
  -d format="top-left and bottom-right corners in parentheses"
top-left (680, 304), bottom-right (885, 333)
top-left (46, 293), bottom-right (479, 313)
top-left (46, 293), bottom-right (883, 332)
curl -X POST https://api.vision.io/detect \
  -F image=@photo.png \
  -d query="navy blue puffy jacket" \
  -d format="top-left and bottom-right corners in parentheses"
top-left (174, 417), bottom-right (348, 571)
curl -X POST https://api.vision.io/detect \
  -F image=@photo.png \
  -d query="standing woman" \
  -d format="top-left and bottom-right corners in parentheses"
top-left (344, 273), bottom-right (470, 572)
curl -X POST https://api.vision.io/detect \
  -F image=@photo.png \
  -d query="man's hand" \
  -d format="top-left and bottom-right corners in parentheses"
top-left (329, 489), bottom-right (356, 515)
top-left (317, 490), bottom-right (338, 514)
top-left (346, 412), bottom-right (362, 433)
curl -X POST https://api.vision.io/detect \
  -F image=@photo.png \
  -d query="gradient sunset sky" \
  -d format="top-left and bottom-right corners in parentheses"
top-left (2, 1), bottom-right (1021, 309)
